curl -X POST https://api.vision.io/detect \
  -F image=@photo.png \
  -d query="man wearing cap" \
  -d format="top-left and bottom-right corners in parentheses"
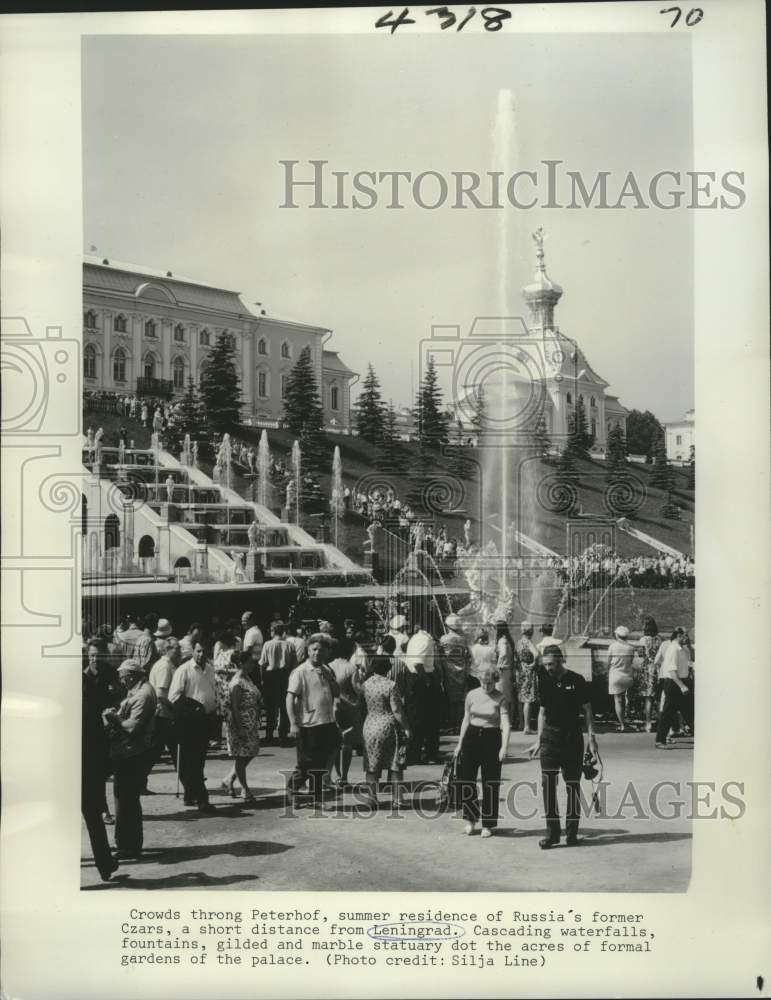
top-left (148, 636), bottom-right (181, 775)
top-left (286, 634), bottom-right (341, 808)
top-left (607, 625), bottom-right (636, 732)
top-left (529, 644), bottom-right (598, 849)
top-left (241, 611), bottom-right (264, 657)
top-left (168, 641), bottom-right (218, 813)
top-left (440, 615), bottom-right (471, 734)
top-left (388, 615), bottom-right (409, 655)
top-left (153, 618), bottom-right (176, 658)
top-left (102, 661), bottom-right (157, 860)
top-left (536, 623), bottom-right (562, 654)
top-left (516, 622), bottom-right (539, 735)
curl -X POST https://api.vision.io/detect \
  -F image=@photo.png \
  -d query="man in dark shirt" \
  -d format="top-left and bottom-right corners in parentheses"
top-left (530, 645), bottom-right (598, 849)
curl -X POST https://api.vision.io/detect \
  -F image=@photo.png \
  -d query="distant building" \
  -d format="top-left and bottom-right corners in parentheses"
top-left (664, 409), bottom-right (695, 463)
top-left (82, 255), bottom-right (357, 430)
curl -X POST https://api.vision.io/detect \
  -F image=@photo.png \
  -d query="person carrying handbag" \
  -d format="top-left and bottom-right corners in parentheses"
top-left (453, 666), bottom-right (511, 838)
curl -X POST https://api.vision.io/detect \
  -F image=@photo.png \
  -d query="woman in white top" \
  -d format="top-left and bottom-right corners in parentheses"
top-left (469, 628), bottom-right (497, 688)
top-left (453, 667), bottom-right (511, 838)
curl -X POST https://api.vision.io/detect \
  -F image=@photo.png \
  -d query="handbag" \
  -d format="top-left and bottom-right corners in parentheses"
top-left (438, 753), bottom-right (461, 810)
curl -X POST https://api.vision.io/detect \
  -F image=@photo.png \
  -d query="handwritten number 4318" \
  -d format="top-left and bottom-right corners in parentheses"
top-left (376, 7), bottom-right (512, 33)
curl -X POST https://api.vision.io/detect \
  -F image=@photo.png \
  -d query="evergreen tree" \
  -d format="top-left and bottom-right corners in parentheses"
top-left (606, 424), bottom-right (628, 468)
top-left (283, 346), bottom-right (324, 439)
top-left (168, 376), bottom-right (205, 453)
top-left (199, 331), bottom-right (242, 433)
top-left (470, 385), bottom-right (486, 440)
top-left (567, 396), bottom-right (593, 458)
top-left (282, 346), bottom-right (327, 471)
top-left (530, 413), bottom-right (552, 460)
top-left (377, 402), bottom-right (401, 473)
top-left (626, 408), bottom-right (664, 460)
top-left (413, 356), bottom-right (449, 451)
top-left (551, 447), bottom-right (580, 515)
top-left (354, 363), bottom-right (386, 443)
top-left (649, 430), bottom-right (674, 490)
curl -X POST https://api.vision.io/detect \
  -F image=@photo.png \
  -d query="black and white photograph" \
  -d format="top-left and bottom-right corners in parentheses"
top-left (78, 29), bottom-right (700, 893)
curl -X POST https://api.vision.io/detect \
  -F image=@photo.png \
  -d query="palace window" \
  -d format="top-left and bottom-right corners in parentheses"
top-left (84, 310), bottom-right (97, 329)
top-left (330, 386), bottom-right (339, 411)
top-left (143, 354), bottom-right (156, 380)
top-left (144, 319), bottom-right (157, 339)
top-left (84, 344), bottom-right (97, 379)
top-left (257, 370), bottom-right (268, 398)
top-left (280, 374), bottom-right (288, 399)
top-left (590, 396), bottom-right (596, 408)
top-left (172, 356), bottom-right (185, 389)
top-left (591, 418), bottom-right (597, 438)
top-left (114, 314), bottom-right (127, 333)
top-left (258, 337), bottom-right (268, 356)
top-left (280, 341), bottom-right (291, 360)
top-left (199, 328), bottom-right (210, 346)
top-left (113, 348), bottom-right (127, 383)
top-left (676, 434), bottom-right (682, 445)
top-left (174, 324), bottom-right (185, 343)
top-left (566, 392), bottom-right (572, 404)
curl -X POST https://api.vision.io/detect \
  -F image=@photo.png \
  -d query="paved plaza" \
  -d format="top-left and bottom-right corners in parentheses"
top-left (81, 728), bottom-right (693, 893)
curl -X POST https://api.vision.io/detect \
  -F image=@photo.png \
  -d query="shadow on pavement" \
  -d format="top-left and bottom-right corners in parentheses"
top-left (82, 871), bottom-right (260, 890)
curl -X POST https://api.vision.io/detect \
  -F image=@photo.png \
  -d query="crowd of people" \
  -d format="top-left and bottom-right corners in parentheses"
top-left (81, 603), bottom-right (694, 881)
top-left (551, 550), bottom-right (695, 590)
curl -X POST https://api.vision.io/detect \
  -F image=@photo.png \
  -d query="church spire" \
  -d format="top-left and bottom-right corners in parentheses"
top-left (522, 227), bottom-right (563, 331)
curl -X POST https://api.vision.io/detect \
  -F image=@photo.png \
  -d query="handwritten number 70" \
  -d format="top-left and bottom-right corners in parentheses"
top-left (660, 6), bottom-right (704, 27)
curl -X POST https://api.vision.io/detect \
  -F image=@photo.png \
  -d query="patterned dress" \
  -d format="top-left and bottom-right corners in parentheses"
top-left (515, 637), bottom-right (538, 702)
top-left (226, 673), bottom-right (262, 758)
top-left (361, 674), bottom-right (406, 773)
top-left (639, 634), bottom-right (662, 698)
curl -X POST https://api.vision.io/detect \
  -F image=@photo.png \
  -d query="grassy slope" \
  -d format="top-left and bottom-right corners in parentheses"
top-left (84, 409), bottom-right (695, 562)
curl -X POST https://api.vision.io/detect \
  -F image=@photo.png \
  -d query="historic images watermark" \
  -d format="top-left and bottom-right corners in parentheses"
top-left (279, 160), bottom-right (746, 211)
top-left (276, 776), bottom-right (746, 822)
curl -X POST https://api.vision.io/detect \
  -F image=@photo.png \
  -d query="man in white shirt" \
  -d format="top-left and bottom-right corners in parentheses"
top-left (148, 637), bottom-right (181, 778)
top-left (259, 621), bottom-right (296, 745)
top-left (168, 642), bottom-right (217, 812)
top-left (654, 627), bottom-right (694, 747)
top-left (241, 611), bottom-right (264, 656)
top-left (388, 615), bottom-right (409, 654)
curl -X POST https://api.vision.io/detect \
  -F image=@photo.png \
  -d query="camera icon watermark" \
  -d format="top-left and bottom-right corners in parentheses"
top-left (1, 317), bottom-right (80, 436)
top-left (420, 317), bottom-right (577, 445)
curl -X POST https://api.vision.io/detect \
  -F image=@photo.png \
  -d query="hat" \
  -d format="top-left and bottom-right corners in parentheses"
top-left (520, 621), bottom-right (533, 630)
top-left (614, 625), bottom-right (630, 639)
top-left (444, 613), bottom-right (462, 631)
top-left (241, 610), bottom-right (254, 622)
top-left (390, 615), bottom-right (407, 631)
top-left (117, 659), bottom-right (144, 677)
top-left (154, 618), bottom-right (172, 638)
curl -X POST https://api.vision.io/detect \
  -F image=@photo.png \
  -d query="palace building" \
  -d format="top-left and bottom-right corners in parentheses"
top-left (449, 233), bottom-right (629, 450)
top-left (82, 255), bottom-right (357, 429)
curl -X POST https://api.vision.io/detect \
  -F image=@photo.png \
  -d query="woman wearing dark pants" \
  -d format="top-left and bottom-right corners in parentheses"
top-left (453, 667), bottom-right (511, 838)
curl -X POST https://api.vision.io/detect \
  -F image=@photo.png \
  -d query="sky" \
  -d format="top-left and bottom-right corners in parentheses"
top-left (82, 32), bottom-right (694, 422)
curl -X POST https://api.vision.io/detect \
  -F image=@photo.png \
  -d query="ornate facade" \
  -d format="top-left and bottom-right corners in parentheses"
top-left (82, 256), bottom-right (356, 429)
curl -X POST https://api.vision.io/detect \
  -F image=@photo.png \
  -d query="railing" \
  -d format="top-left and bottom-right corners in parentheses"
top-left (136, 376), bottom-right (174, 397)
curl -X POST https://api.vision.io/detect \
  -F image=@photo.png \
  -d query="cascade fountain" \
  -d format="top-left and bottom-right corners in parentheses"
top-left (257, 430), bottom-right (271, 509)
top-left (181, 433), bottom-right (192, 468)
top-left (291, 440), bottom-right (302, 525)
top-left (330, 446), bottom-right (343, 549)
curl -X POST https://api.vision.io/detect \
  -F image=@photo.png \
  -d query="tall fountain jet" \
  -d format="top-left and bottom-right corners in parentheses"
top-left (330, 445), bottom-right (343, 548)
top-left (257, 430), bottom-right (271, 509)
top-left (291, 440), bottom-right (302, 525)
